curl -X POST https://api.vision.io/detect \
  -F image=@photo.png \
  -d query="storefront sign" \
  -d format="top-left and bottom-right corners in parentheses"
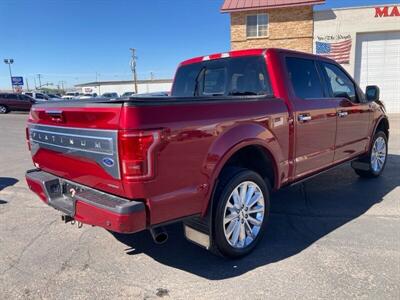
top-left (11, 76), bottom-right (24, 86)
top-left (375, 6), bottom-right (400, 18)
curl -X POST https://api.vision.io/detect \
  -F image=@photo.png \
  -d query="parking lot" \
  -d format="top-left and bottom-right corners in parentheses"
top-left (0, 113), bottom-right (399, 299)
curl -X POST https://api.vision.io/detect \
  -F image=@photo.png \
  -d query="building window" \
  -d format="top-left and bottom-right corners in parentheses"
top-left (246, 14), bottom-right (268, 38)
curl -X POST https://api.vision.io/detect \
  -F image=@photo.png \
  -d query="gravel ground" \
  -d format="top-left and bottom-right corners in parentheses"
top-left (0, 113), bottom-right (399, 299)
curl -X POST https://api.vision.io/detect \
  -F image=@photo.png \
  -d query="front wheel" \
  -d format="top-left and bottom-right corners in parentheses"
top-left (353, 131), bottom-right (388, 178)
top-left (213, 169), bottom-right (270, 258)
top-left (0, 105), bottom-right (9, 114)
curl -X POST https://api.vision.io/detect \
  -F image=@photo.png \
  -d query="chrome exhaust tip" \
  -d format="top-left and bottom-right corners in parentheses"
top-left (150, 227), bottom-right (168, 244)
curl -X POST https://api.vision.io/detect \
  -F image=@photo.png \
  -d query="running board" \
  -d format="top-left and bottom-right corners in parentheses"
top-left (290, 157), bottom-right (361, 187)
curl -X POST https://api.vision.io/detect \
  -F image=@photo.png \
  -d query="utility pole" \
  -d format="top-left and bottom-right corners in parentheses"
top-left (59, 80), bottom-right (65, 91)
top-left (150, 72), bottom-right (155, 81)
top-left (95, 72), bottom-right (101, 95)
top-left (26, 78), bottom-right (30, 91)
top-left (34, 77), bottom-right (37, 89)
top-left (129, 48), bottom-right (138, 93)
top-left (37, 74), bottom-right (42, 89)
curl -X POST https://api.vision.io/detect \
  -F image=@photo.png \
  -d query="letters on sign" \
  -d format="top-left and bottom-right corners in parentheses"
top-left (375, 6), bottom-right (400, 17)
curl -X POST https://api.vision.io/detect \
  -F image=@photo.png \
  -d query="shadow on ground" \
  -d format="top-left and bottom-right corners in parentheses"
top-left (0, 177), bottom-right (18, 204)
top-left (0, 177), bottom-right (18, 191)
top-left (113, 154), bottom-right (399, 280)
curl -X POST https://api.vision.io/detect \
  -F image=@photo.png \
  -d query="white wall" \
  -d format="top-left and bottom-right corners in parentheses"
top-left (79, 82), bottom-right (173, 96)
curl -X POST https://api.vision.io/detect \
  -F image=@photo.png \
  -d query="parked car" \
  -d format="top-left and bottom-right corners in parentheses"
top-left (62, 92), bottom-right (80, 100)
top-left (121, 92), bottom-right (136, 97)
top-left (101, 92), bottom-right (119, 99)
top-left (46, 93), bottom-right (62, 100)
top-left (136, 91), bottom-right (170, 97)
top-left (0, 93), bottom-right (35, 113)
top-left (25, 48), bottom-right (389, 258)
top-left (79, 93), bottom-right (98, 99)
top-left (24, 92), bottom-right (51, 101)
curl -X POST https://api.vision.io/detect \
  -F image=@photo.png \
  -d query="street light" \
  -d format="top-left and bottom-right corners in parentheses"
top-left (3, 58), bottom-right (14, 90)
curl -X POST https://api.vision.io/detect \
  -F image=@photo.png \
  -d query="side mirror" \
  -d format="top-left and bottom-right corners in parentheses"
top-left (366, 85), bottom-right (380, 102)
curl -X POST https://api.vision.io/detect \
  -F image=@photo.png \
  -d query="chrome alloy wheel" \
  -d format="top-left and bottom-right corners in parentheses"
top-left (0, 106), bottom-right (6, 113)
top-left (223, 181), bottom-right (265, 249)
top-left (371, 136), bottom-right (387, 173)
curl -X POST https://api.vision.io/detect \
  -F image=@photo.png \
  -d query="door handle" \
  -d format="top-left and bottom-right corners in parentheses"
top-left (298, 114), bottom-right (312, 122)
top-left (337, 111), bottom-right (348, 118)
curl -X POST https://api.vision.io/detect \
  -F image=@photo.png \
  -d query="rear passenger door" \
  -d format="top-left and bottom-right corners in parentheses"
top-left (286, 56), bottom-right (339, 179)
top-left (319, 62), bottom-right (371, 162)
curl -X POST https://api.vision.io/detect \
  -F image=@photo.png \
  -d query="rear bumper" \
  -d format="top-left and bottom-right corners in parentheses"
top-left (25, 169), bottom-right (147, 234)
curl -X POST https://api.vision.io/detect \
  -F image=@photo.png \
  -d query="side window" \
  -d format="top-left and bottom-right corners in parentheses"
top-left (322, 63), bottom-right (357, 102)
top-left (286, 57), bottom-right (324, 99)
top-left (36, 93), bottom-right (45, 99)
top-left (19, 95), bottom-right (31, 101)
top-left (7, 94), bottom-right (18, 100)
top-left (25, 93), bottom-right (33, 97)
top-left (246, 14), bottom-right (268, 38)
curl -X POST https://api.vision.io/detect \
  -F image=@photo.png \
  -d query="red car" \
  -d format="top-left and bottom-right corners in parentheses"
top-left (0, 93), bottom-right (36, 114)
top-left (25, 48), bottom-right (389, 258)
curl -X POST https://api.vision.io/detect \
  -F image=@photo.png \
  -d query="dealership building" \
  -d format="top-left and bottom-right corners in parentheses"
top-left (75, 79), bottom-right (173, 96)
top-left (222, 1), bottom-right (400, 113)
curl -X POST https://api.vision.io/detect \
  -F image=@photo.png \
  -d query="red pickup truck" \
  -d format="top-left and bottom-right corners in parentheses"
top-left (25, 48), bottom-right (389, 258)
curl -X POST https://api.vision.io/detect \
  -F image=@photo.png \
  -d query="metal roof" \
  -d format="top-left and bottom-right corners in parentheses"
top-left (221, 0), bottom-right (325, 12)
top-left (75, 79), bottom-right (173, 87)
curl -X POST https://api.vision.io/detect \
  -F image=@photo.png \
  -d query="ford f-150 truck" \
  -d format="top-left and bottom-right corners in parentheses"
top-left (25, 48), bottom-right (389, 258)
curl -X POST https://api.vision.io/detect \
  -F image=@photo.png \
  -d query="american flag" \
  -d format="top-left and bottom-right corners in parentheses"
top-left (316, 39), bottom-right (352, 64)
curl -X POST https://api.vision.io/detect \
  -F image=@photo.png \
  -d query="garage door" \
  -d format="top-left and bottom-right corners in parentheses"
top-left (355, 31), bottom-right (400, 114)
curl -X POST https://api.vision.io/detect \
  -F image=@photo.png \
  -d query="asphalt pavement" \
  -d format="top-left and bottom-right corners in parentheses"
top-left (0, 113), bottom-right (399, 299)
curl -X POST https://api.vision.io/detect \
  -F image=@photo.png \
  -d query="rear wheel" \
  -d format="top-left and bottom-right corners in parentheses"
top-left (0, 105), bottom-right (9, 114)
top-left (213, 169), bottom-right (270, 258)
top-left (353, 131), bottom-right (388, 178)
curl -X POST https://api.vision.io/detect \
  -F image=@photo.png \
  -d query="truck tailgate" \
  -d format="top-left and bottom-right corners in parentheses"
top-left (27, 101), bottom-right (125, 196)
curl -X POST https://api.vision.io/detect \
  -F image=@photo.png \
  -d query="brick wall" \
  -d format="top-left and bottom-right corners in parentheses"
top-left (230, 5), bottom-right (314, 53)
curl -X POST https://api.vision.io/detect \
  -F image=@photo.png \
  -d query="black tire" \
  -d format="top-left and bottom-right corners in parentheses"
top-left (353, 131), bottom-right (388, 178)
top-left (212, 168), bottom-right (270, 258)
top-left (0, 105), bottom-right (9, 114)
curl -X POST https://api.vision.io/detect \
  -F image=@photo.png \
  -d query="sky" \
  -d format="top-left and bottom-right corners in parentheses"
top-left (0, 0), bottom-right (395, 89)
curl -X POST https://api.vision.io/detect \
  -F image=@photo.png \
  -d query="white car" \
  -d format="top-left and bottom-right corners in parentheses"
top-left (78, 93), bottom-right (98, 99)
top-left (23, 92), bottom-right (50, 101)
top-left (62, 92), bottom-right (81, 100)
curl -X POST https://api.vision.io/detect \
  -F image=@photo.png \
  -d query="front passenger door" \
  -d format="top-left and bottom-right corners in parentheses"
top-left (320, 62), bottom-right (371, 162)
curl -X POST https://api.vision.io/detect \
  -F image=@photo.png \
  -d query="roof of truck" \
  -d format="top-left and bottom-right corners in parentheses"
top-left (179, 48), bottom-right (335, 67)
top-left (179, 48), bottom-right (267, 66)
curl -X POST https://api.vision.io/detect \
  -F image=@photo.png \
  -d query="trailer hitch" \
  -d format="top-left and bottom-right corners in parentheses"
top-left (61, 215), bottom-right (83, 228)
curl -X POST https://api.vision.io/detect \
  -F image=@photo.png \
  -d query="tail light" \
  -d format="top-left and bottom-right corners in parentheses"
top-left (25, 127), bottom-right (31, 151)
top-left (119, 130), bottom-right (161, 180)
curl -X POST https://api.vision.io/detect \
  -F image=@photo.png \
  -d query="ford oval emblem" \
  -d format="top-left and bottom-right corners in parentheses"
top-left (102, 157), bottom-right (115, 167)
